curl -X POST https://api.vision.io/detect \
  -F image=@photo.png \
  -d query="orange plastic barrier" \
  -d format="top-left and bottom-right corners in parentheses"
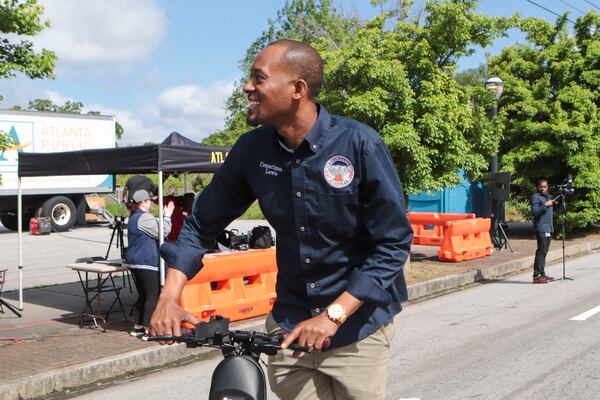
top-left (438, 218), bottom-right (493, 262)
top-left (179, 248), bottom-right (277, 323)
top-left (408, 212), bottom-right (476, 246)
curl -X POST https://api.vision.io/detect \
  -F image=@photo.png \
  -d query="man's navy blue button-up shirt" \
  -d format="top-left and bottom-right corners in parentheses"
top-left (161, 105), bottom-right (413, 348)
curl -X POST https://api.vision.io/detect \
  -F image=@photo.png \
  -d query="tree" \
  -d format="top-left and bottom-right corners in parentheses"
top-left (206, 0), bottom-right (518, 193)
top-left (455, 64), bottom-right (488, 87)
top-left (27, 98), bottom-right (84, 113)
top-left (317, 0), bottom-right (518, 192)
top-left (0, 0), bottom-right (56, 82)
top-left (26, 99), bottom-right (124, 140)
top-left (488, 11), bottom-right (600, 229)
top-left (202, 0), bottom-right (362, 146)
top-left (0, 0), bottom-right (55, 183)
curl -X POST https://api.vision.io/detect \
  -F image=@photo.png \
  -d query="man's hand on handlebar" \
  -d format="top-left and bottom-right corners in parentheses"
top-left (281, 313), bottom-right (338, 357)
top-left (150, 296), bottom-right (199, 345)
top-left (149, 268), bottom-right (197, 344)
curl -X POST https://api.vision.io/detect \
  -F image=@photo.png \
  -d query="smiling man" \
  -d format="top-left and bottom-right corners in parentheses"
top-left (151, 39), bottom-right (413, 400)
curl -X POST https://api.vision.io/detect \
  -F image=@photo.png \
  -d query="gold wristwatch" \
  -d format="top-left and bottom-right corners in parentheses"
top-left (325, 303), bottom-right (347, 326)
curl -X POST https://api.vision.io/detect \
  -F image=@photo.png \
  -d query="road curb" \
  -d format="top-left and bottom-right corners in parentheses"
top-left (3, 239), bottom-right (599, 400)
top-left (408, 239), bottom-right (600, 302)
top-left (1, 342), bottom-right (207, 400)
top-left (1, 318), bottom-right (265, 400)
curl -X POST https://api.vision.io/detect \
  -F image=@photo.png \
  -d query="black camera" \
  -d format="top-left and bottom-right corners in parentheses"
top-left (559, 175), bottom-right (574, 196)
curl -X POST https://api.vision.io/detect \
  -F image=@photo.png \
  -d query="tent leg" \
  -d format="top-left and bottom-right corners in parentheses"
top-left (18, 176), bottom-right (23, 310)
top-left (158, 171), bottom-right (165, 286)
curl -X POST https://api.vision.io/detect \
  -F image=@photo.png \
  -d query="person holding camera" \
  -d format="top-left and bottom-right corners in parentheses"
top-left (150, 39), bottom-right (412, 399)
top-left (531, 178), bottom-right (555, 284)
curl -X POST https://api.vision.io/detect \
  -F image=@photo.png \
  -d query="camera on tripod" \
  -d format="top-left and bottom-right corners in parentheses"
top-left (558, 175), bottom-right (574, 196)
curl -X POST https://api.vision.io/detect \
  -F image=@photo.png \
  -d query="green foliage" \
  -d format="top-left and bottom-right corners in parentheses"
top-left (204, 0), bottom-right (362, 146)
top-left (22, 98), bottom-right (124, 140)
top-left (488, 11), bottom-right (600, 229)
top-left (455, 64), bottom-right (487, 87)
top-left (28, 98), bottom-right (83, 113)
top-left (240, 202), bottom-right (266, 220)
top-left (318, 0), bottom-right (518, 192)
top-left (113, 173), bottom-right (264, 219)
top-left (0, 0), bottom-right (56, 79)
top-left (211, 0), bottom-right (518, 193)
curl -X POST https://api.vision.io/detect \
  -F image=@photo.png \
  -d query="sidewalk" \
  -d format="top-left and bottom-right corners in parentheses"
top-left (1, 223), bottom-right (599, 400)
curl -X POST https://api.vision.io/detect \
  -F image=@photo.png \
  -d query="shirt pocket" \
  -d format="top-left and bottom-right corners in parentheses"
top-left (317, 192), bottom-right (359, 239)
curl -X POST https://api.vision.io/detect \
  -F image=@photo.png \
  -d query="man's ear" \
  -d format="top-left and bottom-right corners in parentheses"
top-left (292, 78), bottom-right (309, 100)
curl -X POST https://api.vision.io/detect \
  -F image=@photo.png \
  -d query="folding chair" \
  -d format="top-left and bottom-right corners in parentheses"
top-left (0, 269), bottom-right (22, 317)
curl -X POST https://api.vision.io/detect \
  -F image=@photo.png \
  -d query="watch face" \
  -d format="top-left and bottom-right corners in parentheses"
top-left (328, 304), bottom-right (344, 319)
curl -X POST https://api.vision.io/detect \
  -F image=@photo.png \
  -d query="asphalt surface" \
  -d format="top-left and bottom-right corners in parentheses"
top-left (59, 251), bottom-right (600, 400)
top-left (1, 220), bottom-right (599, 400)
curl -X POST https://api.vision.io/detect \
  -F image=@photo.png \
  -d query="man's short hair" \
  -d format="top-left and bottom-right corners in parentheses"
top-left (269, 39), bottom-right (324, 100)
top-left (537, 177), bottom-right (548, 186)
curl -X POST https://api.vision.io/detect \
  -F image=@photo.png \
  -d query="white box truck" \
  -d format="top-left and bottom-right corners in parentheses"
top-left (0, 109), bottom-right (115, 231)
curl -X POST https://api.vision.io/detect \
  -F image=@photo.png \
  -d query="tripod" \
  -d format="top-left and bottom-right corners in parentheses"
top-left (491, 201), bottom-right (513, 252)
top-left (105, 216), bottom-right (126, 261)
top-left (100, 208), bottom-right (127, 261)
top-left (555, 194), bottom-right (573, 281)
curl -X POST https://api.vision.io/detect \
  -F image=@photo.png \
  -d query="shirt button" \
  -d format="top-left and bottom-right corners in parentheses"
top-left (315, 308), bottom-right (320, 313)
top-left (296, 191), bottom-right (302, 198)
top-left (295, 158), bottom-right (301, 165)
top-left (312, 144), bottom-right (318, 150)
top-left (299, 225), bottom-right (305, 232)
top-left (309, 282), bottom-right (316, 288)
top-left (304, 258), bottom-right (311, 264)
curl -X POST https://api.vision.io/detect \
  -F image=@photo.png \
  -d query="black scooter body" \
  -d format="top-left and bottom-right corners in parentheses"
top-left (210, 354), bottom-right (266, 400)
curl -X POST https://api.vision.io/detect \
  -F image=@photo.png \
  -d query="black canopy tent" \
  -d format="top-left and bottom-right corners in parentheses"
top-left (18, 143), bottom-right (230, 176)
top-left (15, 133), bottom-right (231, 308)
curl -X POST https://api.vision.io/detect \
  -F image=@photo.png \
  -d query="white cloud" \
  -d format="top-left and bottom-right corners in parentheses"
top-left (2, 79), bottom-right (234, 147)
top-left (36, 0), bottom-right (166, 67)
top-left (45, 90), bottom-right (72, 105)
top-left (92, 81), bottom-right (234, 146)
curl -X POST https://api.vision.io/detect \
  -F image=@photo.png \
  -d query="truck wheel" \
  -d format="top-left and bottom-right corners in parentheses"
top-left (0, 212), bottom-right (32, 231)
top-left (41, 196), bottom-right (76, 232)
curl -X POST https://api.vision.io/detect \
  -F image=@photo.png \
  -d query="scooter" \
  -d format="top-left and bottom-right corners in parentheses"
top-left (148, 316), bottom-right (311, 400)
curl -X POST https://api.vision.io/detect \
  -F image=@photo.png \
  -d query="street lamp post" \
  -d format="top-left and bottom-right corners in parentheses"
top-left (484, 77), bottom-right (504, 246)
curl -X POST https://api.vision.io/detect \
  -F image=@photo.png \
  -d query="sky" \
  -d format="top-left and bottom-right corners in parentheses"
top-left (0, 0), bottom-right (597, 146)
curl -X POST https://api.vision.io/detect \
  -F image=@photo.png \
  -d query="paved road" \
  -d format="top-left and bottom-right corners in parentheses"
top-left (61, 251), bottom-right (600, 400)
top-left (0, 220), bottom-right (270, 292)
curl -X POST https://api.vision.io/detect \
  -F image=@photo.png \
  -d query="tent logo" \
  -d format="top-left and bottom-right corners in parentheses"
top-left (211, 151), bottom-right (228, 163)
top-left (0, 125), bottom-right (32, 161)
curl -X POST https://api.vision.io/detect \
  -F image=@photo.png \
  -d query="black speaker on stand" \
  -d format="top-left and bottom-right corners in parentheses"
top-left (491, 172), bottom-right (513, 252)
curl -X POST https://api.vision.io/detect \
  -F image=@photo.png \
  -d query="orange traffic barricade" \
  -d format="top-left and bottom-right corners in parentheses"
top-left (408, 212), bottom-right (476, 246)
top-left (179, 248), bottom-right (277, 322)
top-left (438, 218), bottom-right (493, 262)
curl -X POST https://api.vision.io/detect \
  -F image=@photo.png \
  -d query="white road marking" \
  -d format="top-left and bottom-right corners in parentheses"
top-left (397, 398), bottom-right (421, 400)
top-left (570, 305), bottom-right (600, 321)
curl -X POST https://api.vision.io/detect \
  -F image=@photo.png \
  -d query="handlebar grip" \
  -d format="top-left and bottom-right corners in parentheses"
top-left (145, 335), bottom-right (182, 342)
top-left (287, 343), bottom-right (311, 352)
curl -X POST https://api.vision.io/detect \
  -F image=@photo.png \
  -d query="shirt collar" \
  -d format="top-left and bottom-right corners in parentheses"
top-left (275, 103), bottom-right (332, 154)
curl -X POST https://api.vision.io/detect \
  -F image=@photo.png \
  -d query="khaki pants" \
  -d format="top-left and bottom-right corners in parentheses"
top-left (266, 313), bottom-right (395, 400)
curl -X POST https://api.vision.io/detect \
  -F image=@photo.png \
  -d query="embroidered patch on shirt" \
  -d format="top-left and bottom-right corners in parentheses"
top-left (259, 161), bottom-right (283, 176)
top-left (323, 155), bottom-right (354, 188)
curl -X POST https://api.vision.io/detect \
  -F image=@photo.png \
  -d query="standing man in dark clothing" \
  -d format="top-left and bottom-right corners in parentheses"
top-left (150, 39), bottom-right (412, 399)
top-left (531, 178), bottom-right (554, 283)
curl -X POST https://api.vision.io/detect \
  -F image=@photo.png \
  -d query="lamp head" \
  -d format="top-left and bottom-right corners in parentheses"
top-left (484, 77), bottom-right (504, 100)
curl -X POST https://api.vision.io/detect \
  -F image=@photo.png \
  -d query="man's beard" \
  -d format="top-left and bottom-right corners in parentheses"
top-left (246, 113), bottom-right (260, 127)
